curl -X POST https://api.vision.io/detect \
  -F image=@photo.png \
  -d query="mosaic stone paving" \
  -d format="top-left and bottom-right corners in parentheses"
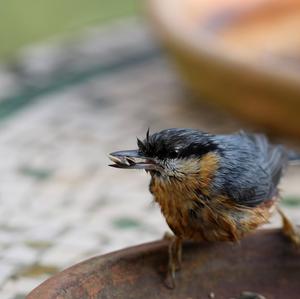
top-left (0, 19), bottom-right (299, 299)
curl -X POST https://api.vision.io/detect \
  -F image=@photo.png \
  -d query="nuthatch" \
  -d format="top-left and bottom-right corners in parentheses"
top-left (109, 128), bottom-right (300, 288)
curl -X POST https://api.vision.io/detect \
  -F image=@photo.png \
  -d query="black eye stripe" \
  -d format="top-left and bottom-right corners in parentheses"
top-left (138, 140), bottom-right (217, 159)
top-left (178, 142), bottom-right (218, 158)
top-left (137, 129), bottom-right (219, 159)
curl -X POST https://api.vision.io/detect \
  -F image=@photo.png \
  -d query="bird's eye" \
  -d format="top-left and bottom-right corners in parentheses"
top-left (167, 149), bottom-right (179, 159)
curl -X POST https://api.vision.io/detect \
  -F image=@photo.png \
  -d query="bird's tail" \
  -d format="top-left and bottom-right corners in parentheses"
top-left (288, 150), bottom-right (300, 164)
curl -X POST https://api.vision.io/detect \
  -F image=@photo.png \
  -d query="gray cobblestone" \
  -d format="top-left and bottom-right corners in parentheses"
top-left (0, 262), bottom-right (16, 286)
top-left (2, 245), bottom-right (38, 266)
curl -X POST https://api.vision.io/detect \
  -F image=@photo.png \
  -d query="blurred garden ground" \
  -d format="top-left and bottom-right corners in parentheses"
top-left (0, 2), bottom-right (300, 299)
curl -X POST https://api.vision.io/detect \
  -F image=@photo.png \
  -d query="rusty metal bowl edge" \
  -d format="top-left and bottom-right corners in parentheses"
top-left (27, 228), bottom-right (300, 299)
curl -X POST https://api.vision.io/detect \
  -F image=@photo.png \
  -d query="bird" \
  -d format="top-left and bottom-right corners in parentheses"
top-left (109, 128), bottom-right (300, 288)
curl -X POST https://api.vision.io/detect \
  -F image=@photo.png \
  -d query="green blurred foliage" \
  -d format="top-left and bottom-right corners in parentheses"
top-left (18, 165), bottom-right (53, 181)
top-left (112, 217), bottom-right (141, 229)
top-left (0, 0), bottom-right (137, 59)
top-left (282, 196), bottom-right (300, 207)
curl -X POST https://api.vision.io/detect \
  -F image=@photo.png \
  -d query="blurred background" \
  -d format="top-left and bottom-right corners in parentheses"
top-left (1, 0), bottom-right (300, 298)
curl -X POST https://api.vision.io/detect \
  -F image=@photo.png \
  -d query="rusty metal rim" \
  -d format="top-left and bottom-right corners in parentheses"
top-left (27, 228), bottom-right (290, 299)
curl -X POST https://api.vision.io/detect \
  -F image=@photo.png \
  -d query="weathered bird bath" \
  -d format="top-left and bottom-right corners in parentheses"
top-left (27, 229), bottom-right (300, 299)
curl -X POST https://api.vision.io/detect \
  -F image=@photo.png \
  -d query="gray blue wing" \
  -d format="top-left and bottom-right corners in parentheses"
top-left (213, 132), bottom-right (288, 207)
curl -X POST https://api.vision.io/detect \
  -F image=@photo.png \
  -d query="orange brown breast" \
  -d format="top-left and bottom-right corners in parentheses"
top-left (149, 172), bottom-right (277, 243)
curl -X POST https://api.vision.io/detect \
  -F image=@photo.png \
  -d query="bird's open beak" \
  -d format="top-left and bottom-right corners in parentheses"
top-left (109, 150), bottom-right (160, 171)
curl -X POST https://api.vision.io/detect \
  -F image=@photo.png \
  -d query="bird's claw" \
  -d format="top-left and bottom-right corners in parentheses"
top-left (164, 235), bottom-right (182, 288)
top-left (277, 207), bottom-right (300, 249)
top-left (164, 269), bottom-right (176, 289)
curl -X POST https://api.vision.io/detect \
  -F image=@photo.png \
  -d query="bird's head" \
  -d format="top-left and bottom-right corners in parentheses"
top-left (109, 128), bottom-right (219, 181)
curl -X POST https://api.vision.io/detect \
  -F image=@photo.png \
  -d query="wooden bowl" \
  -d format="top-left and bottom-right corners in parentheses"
top-left (27, 229), bottom-right (300, 299)
top-left (146, 0), bottom-right (300, 139)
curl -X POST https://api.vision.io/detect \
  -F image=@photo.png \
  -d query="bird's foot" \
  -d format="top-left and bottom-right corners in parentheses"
top-left (277, 207), bottom-right (300, 248)
top-left (164, 235), bottom-right (182, 289)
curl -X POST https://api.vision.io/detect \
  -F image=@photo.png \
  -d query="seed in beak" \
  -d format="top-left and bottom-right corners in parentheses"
top-left (126, 157), bottom-right (136, 165)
